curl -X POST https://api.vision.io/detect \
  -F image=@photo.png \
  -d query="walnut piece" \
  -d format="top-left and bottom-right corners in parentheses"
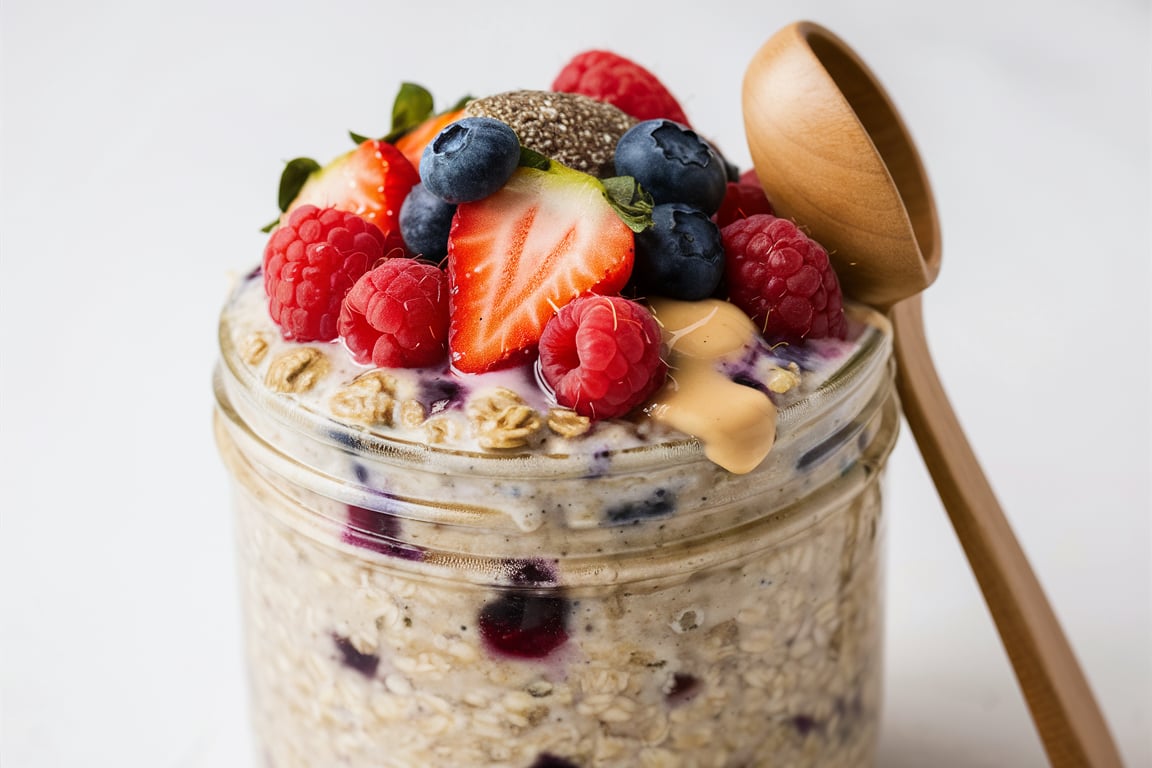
top-left (331, 371), bottom-right (398, 425)
top-left (423, 416), bottom-right (461, 444)
top-left (466, 387), bottom-right (543, 449)
top-left (241, 332), bottom-right (270, 366)
top-left (265, 347), bottom-right (329, 394)
top-left (399, 399), bottom-right (426, 429)
top-left (547, 408), bottom-right (591, 438)
top-left (766, 362), bottom-right (802, 394)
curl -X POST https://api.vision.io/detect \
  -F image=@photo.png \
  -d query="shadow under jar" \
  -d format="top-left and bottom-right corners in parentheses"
top-left (214, 287), bottom-right (899, 768)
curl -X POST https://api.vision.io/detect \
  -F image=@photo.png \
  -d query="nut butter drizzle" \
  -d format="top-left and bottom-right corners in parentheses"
top-left (645, 299), bottom-right (777, 474)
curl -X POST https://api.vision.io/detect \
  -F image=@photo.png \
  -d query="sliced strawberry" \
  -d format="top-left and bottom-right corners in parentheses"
top-left (285, 139), bottom-right (419, 253)
top-left (394, 108), bottom-right (466, 171)
top-left (447, 164), bottom-right (636, 373)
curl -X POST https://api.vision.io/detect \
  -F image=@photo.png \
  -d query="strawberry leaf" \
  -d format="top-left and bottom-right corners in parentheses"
top-left (601, 176), bottom-right (654, 233)
top-left (277, 157), bottom-right (322, 212)
top-left (387, 82), bottom-right (435, 141)
top-left (518, 147), bottom-right (552, 171)
top-left (348, 130), bottom-right (373, 144)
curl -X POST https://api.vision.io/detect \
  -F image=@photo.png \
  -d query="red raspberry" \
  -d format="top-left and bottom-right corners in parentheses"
top-left (552, 50), bottom-right (691, 126)
top-left (338, 259), bottom-right (449, 368)
top-left (722, 214), bottom-right (847, 343)
top-left (714, 179), bottom-right (775, 229)
top-left (263, 205), bottom-right (386, 341)
top-left (538, 295), bottom-right (667, 420)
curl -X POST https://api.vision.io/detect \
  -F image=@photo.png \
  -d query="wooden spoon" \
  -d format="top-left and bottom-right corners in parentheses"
top-left (743, 21), bottom-right (1124, 768)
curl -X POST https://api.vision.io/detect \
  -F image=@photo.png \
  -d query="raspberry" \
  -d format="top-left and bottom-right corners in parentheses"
top-left (338, 259), bottom-right (449, 368)
top-left (538, 296), bottom-right (667, 420)
top-left (263, 205), bottom-right (386, 341)
top-left (721, 214), bottom-right (847, 344)
top-left (552, 50), bottom-right (691, 126)
top-left (713, 179), bottom-right (775, 229)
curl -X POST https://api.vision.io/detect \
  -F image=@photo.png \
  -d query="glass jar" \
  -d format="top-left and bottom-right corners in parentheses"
top-left (214, 284), bottom-right (899, 768)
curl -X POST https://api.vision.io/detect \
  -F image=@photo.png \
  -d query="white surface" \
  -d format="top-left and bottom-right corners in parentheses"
top-left (1, 0), bottom-right (1148, 766)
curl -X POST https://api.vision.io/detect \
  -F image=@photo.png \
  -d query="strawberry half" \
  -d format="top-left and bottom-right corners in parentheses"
top-left (447, 164), bottom-right (637, 373)
top-left (278, 139), bottom-right (420, 252)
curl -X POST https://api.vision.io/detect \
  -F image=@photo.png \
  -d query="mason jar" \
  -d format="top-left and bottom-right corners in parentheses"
top-left (213, 272), bottom-right (899, 768)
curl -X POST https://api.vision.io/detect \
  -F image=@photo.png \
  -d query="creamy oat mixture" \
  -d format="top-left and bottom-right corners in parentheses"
top-left (215, 266), bottom-right (897, 767)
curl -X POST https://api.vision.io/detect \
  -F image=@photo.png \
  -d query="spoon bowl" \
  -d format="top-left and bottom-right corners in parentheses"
top-left (743, 21), bottom-right (940, 310)
top-left (741, 21), bottom-right (1124, 768)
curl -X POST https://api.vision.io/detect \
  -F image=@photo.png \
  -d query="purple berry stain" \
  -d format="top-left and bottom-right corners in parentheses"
top-left (419, 375), bottom-right (464, 415)
top-left (665, 672), bottom-right (700, 705)
top-left (791, 713), bottom-right (819, 737)
top-left (528, 754), bottom-right (579, 768)
top-left (343, 505), bottom-right (423, 561)
top-left (479, 559), bottom-right (569, 660)
top-left (605, 488), bottom-right (676, 524)
top-left (332, 633), bottom-right (379, 678)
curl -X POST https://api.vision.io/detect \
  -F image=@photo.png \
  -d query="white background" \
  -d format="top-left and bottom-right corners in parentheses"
top-left (1, 1), bottom-right (1148, 766)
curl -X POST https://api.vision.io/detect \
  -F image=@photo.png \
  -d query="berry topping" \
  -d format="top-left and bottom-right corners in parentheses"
top-left (714, 178), bottom-right (775, 229)
top-left (420, 117), bottom-right (522, 204)
top-left (552, 50), bottom-right (691, 126)
top-left (283, 139), bottom-right (419, 249)
top-left (338, 259), bottom-right (449, 368)
top-left (263, 205), bottom-right (386, 341)
top-left (614, 119), bottom-right (728, 215)
top-left (722, 214), bottom-right (847, 343)
top-left (537, 295), bottom-right (666, 420)
top-left (398, 183), bottom-right (457, 259)
top-left (465, 91), bottom-right (636, 178)
top-left (633, 203), bottom-right (725, 300)
top-left (447, 164), bottom-right (637, 373)
top-left (478, 590), bottom-right (569, 659)
top-left (393, 107), bottom-right (465, 171)
top-left (332, 633), bottom-right (380, 678)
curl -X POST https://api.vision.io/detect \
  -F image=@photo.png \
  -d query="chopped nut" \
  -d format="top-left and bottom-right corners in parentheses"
top-left (423, 416), bottom-right (461, 444)
top-left (547, 407), bottom-right (591, 438)
top-left (241, 332), bottom-right (270, 366)
top-left (265, 347), bottom-right (329, 394)
top-left (467, 388), bottom-right (543, 449)
top-left (767, 363), bottom-right (802, 394)
top-left (399, 400), bottom-right (427, 430)
top-left (331, 371), bottom-right (398, 424)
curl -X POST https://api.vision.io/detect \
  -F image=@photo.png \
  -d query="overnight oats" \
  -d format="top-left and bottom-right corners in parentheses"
top-left (214, 51), bottom-right (900, 768)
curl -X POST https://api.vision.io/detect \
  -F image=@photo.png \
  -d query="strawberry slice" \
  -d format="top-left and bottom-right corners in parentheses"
top-left (448, 164), bottom-right (637, 373)
top-left (281, 139), bottom-right (419, 252)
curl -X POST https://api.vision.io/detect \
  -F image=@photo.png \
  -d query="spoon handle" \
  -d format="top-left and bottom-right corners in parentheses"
top-left (890, 294), bottom-right (1125, 768)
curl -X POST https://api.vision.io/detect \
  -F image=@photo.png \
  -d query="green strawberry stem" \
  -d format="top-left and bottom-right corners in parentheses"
top-left (601, 176), bottom-right (653, 233)
top-left (517, 148), bottom-right (652, 233)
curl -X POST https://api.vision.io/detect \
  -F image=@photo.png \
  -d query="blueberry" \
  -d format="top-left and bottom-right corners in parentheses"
top-left (420, 117), bottom-right (521, 204)
top-left (478, 591), bottom-right (569, 659)
top-left (332, 633), bottom-right (379, 677)
top-left (605, 488), bottom-right (676, 524)
top-left (614, 120), bottom-right (727, 214)
top-left (399, 183), bottom-right (457, 258)
top-left (342, 504), bottom-right (423, 561)
top-left (632, 203), bottom-right (724, 300)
